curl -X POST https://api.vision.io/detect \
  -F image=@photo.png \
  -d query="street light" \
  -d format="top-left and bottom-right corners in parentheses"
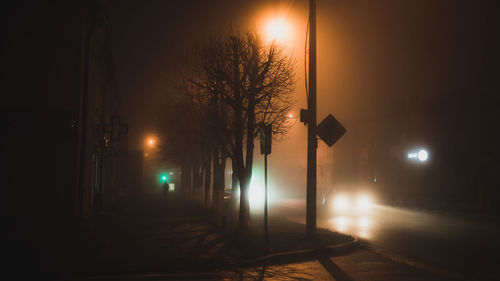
top-left (261, 0), bottom-right (318, 235)
top-left (144, 135), bottom-right (159, 160)
top-left (263, 17), bottom-right (292, 43)
top-left (148, 138), bottom-right (155, 146)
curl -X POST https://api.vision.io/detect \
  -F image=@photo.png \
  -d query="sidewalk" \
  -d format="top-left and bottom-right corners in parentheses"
top-left (23, 192), bottom-right (463, 281)
top-left (45, 192), bottom-right (356, 280)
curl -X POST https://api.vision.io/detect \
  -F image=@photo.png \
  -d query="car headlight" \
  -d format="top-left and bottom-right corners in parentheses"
top-left (356, 195), bottom-right (372, 211)
top-left (334, 195), bottom-right (349, 211)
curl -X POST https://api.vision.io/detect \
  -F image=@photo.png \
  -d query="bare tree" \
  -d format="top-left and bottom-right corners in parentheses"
top-left (195, 30), bottom-right (295, 227)
top-left (190, 67), bottom-right (234, 216)
top-left (159, 73), bottom-right (210, 203)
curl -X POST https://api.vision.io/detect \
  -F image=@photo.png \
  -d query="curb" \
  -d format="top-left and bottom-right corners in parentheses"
top-left (227, 236), bottom-right (360, 267)
top-left (82, 237), bottom-right (360, 280)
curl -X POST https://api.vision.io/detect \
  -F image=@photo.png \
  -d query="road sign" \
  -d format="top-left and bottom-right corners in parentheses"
top-left (317, 114), bottom-right (346, 147)
top-left (260, 124), bottom-right (272, 155)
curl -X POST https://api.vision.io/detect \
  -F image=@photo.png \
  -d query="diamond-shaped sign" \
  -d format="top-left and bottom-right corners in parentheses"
top-left (317, 114), bottom-right (346, 147)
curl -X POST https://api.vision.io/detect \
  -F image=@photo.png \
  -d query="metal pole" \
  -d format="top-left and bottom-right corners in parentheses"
top-left (264, 152), bottom-right (268, 250)
top-left (78, 11), bottom-right (97, 221)
top-left (306, 0), bottom-right (317, 235)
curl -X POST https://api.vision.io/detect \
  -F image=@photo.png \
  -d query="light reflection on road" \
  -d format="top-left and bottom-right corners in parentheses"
top-left (270, 199), bottom-right (378, 239)
top-left (272, 198), bottom-right (494, 244)
top-left (272, 199), bottom-right (500, 243)
top-left (271, 198), bottom-right (500, 281)
top-left (328, 213), bottom-right (374, 239)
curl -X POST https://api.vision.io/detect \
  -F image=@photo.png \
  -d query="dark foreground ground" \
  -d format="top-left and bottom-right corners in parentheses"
top-left (5, 192), bottom-right (467, 280)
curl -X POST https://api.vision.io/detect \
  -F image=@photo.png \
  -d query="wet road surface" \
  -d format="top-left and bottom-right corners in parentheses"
top-left (267, 199), bottom-right (500, 281)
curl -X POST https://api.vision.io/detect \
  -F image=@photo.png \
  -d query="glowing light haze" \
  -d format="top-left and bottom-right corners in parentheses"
top-left (263, 17), bottom-right (292, 43)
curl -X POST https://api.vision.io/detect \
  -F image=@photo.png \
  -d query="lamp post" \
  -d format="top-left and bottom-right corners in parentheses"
top-left (306, 0), bottom-right (317, 236)
top-left (263, 0), bottom-right (318, 235)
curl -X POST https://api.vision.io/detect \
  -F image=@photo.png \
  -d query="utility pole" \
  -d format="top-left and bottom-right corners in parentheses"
top-left (306, 0), bottom-right (317, 235)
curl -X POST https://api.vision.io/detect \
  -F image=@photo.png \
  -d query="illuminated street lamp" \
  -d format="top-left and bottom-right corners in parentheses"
top-left (144, 135), bottom-right (159, 160)
top-left (148, 138), bottom-right (155, 146)
top-left (263, 17), bottom-right (292, 43)
top-left (261, 0), bottom-right (319, 235)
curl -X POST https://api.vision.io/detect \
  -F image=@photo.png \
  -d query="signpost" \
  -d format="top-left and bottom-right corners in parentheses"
top-left (260, 124), bottom-right (272, 251)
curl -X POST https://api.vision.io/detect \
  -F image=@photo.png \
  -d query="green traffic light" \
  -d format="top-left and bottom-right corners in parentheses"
top-left (157, 171), bottom-right (173, 185)
top-left (158, 173), bottom-right (169, 184)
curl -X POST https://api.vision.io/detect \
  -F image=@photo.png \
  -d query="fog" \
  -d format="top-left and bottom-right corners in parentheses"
top-left (108, 0), bottom-right (498, 205)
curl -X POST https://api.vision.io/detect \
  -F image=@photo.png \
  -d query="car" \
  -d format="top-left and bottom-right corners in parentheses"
top-left (322, 188), bottom-right (375, 213)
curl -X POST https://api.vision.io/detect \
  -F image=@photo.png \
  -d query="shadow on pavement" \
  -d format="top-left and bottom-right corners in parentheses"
top-left (319, 256), bottom-right (354, 281)
top-left (11, 192), bottom-right (357, 280)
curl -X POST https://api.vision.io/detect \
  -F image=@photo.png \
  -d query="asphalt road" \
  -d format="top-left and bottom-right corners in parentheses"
top-left (266, 199), bottom-right (500, 281)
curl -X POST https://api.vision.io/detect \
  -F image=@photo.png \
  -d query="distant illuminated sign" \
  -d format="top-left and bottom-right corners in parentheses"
top-left (407, 152), bottom-right (418, 158)
top-left (418, 150), bottom-right (429, 161)
top-left (408, 149), bottom-right (429, 162)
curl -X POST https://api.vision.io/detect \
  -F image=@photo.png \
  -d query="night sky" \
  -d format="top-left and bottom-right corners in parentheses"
top-left (101, 1), bottom-right (498, 196)
top-left (103, 0), bottom-right (498, 149)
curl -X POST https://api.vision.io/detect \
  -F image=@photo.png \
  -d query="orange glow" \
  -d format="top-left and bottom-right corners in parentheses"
top-left (264, 18), bottom-right (291, 43)
top-left (146, 136), bottom-right (157, 148)
top-left (256, 4), bottom-right (299, 46)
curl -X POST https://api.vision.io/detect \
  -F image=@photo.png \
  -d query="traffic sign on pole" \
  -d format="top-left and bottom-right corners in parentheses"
top-left (260, 124), bottom-right (272, 155)
top-left (259, 124), bottom-right (272, 251)
top-left (317, 114), bottom-right (346, 147)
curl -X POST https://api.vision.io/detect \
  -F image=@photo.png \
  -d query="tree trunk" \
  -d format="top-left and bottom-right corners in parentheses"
top-left (192, 153), bottom-right (203, 204)
top-left (231, 162), bottom-right (239, 193)
top-left (180, 158), bottom-right (190, 198)
top-left (203, 149), bottom-right (212, 208)
top-left (237, 88), bottom-right (256, 228)
top-left (212, 147), bottom-right (226, 217)
top-left (238, 168), bottom-right (251, 228)
top-left (187, 159), bottom-right (194, 200)
top-left (230, 161), bottom-right (239, 221)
